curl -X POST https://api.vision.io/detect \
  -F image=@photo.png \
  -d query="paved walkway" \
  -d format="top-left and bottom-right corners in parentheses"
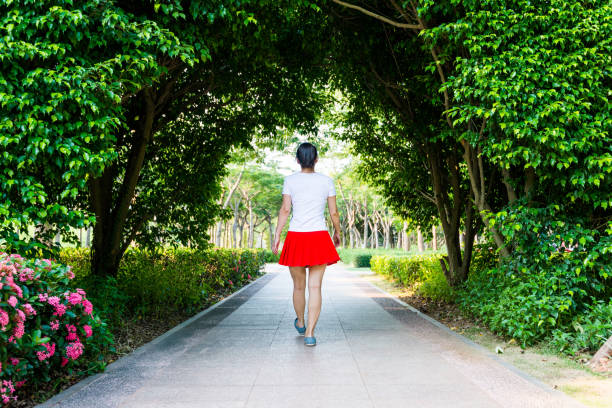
top-left (40, 263), bottom-right (584, 408)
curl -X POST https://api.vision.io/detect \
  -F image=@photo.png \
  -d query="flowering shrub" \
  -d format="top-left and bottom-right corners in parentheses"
top-left (0, 253), bottom-right (111, 405)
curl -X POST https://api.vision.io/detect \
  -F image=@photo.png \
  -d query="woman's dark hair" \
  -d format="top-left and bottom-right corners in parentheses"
top-left (296, 142), bottom-right (318, 168)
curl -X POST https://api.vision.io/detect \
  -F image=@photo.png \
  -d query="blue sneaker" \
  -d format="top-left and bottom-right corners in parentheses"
top-left (304, 336), bottom-right (316, 346)
top-left (294, 318), bottom-right (306, 335)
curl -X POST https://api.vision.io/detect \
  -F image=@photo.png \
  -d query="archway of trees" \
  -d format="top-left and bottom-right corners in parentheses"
top-left (1, 0), bottom-right (610, 289)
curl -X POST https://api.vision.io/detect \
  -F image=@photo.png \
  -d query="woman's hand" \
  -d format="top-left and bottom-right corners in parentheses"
top-left (272, 233), bottom-right (281, 255)
top-left (333, 230), bottom-right (341, 246)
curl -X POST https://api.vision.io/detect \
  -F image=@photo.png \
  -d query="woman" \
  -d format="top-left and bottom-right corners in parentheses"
top-left (272, 142), bottom-right (341, 347)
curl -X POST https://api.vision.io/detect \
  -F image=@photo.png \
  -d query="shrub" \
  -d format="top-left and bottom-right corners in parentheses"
top-left (60, 247), bottom-right (267, 318)
top-left (418, 267), bottom-right (454, 302)
top-left (456, 207), bottom-right (612, 347)
top-left (261, 249), bottom-right (280, 263)
top-left (550, 300), bottom-right (612, 355)
top-left (0, 253), bottom-right (111, 405)
top-left (338, 248), bottom-right (412, 268)
top-left (370, 253), bottom-right (446, 289)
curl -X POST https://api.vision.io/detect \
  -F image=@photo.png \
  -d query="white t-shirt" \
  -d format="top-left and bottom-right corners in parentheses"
top-left (282, 171), bottom-right (336, 232)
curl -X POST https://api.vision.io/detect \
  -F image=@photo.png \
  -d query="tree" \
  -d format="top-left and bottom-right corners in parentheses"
top-left (0, 0), bottom-right (191, 253)
top-left (326, 6), bottom-right (479, 284)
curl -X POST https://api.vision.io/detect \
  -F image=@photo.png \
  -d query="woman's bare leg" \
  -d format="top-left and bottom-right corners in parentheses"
top-left (289, 266), bottom-right (307, 326)
top-left (305, 263), bottom-right (326, 337)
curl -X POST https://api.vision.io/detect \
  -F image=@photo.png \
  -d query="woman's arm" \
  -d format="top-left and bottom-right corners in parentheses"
top-left (272, 194), bottom-right (292, 255)
top-left (327, 196), bottom-right (341, 246)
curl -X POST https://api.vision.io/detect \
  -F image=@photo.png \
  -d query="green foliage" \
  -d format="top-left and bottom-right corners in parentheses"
top-left (437, 0), bottom-right (612, 209)
top-left (261, 249), bottom-right (280, 263)
top-left (551, 300), bottom-right (612, 355)
top-left (338, 248), bottom-right (411, 268)
top-left (60, 247), bottom-right (267, 319)
top-left (0, 0), bottom-right (193, 253)
top-left (458, 226), bottom-right (611, 347)
top-left (371, 253), bottom-right (445, 287)
top-left (418, 268), bottom-right (454, 303)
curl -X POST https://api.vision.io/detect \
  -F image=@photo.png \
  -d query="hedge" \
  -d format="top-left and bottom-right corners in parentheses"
top-left (370, 253), bottom-right (453, 301)
top-left (60, 247), bottom-right (267, 318)
top-left (337, 248), bottom-right (411, 268)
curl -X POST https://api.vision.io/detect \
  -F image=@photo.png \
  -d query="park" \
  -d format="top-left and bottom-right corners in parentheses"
top-left (0, 0), bottom-right (611, 406)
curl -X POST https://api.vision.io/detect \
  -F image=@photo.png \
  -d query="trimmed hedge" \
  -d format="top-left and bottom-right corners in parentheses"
top-left (370, 253), bottom-right (453, 301)
top-left (60, 247), bottom-right (267, 319)
top-left (371, 253), bottom-right (441, 285)
top-left (337, 249), bottom-right (411, 268)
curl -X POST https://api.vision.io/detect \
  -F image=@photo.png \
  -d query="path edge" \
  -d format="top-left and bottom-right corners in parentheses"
top-left (357, 268), bottom-right (585, 404)
top-left (37, 265), bottom-right (277, 407)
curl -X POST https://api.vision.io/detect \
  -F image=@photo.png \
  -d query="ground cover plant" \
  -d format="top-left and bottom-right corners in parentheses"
top-left (371, 247), bottom-right (612, 355)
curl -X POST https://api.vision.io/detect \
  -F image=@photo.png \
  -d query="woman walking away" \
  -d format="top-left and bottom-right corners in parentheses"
top-left (272, 142), bottom-right (341, 347)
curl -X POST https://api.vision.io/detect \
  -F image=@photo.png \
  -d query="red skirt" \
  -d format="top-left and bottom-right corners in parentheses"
top-left (279, 230), bottom-right (341, 267)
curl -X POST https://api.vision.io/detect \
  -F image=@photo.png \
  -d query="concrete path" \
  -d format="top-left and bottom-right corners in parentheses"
top-left (39, 263), bottom-right (585, 408)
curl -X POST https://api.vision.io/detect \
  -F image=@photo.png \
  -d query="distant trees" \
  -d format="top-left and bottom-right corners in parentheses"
top-left (212, 160), bottom-right (436, 251)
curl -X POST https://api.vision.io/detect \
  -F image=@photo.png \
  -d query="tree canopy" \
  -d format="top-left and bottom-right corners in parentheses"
top-left (1, 0), bottom-right (610, 291)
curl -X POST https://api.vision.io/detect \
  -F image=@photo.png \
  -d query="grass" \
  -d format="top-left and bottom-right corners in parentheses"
top-left (356, 265), bottom-right (612, 408)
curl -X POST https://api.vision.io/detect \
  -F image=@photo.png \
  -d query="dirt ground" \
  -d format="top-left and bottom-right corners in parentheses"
top-left (360, 271), bottom-right (612, 408)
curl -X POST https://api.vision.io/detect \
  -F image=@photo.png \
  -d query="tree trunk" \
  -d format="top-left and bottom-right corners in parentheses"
top-left (402, 221), bottom-right (410, 251)
top-left (417, 227), bottom-right (424, 252)
top-left (247, 203), bottom-right (254, 248)
top-left (432, 225), bottom-right (437, 251)
top-left (362, 196), bottom-right (368, 248)
top-left (463, 142), bottom-right (511, 258)
top-left (268, 221), bottom-right (274, 250)
top-left (589, 335), bottom-right (612, 371)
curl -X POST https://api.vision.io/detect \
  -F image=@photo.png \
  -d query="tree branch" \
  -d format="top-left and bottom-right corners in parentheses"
top-left (332, 0), bottom-right (421, 29)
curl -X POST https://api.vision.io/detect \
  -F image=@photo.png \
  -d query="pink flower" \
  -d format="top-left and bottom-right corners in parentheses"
top-left (16, 309), bottom-right (25, 322)
top-left (82, 299), bottom-right (93, 315)
top-left (9, 358), bottom-right (18, 366)
top-left (66, 332), bottom-right (78, 342)
top-left (13, 321), bottom-right (24, 339)
top-left (228, 280), bottom-right (234, 286)
top-left (50, 320), bottom-right (60, 330)
top-left (7, 296), bottom-right (17, 307)
top-left (38, 293), bottom-right (49, 302)
top-left (247, 274), bottom-right (252, 280)
top-left (36, 342), bottom-right (56, 361)
top-left (65, 324), bottom-right (76, 332)
top-left (47, 296), bottom-right (60, 307)
top-left (23, 303), bottom-right (36, 316)
top-left (53, 303), bottom-right (67, 316)
top-left (61, 357), bottom-right (69, 367)
top-left (66, 341), bottom-right (84, 360)
top-left (2, 380), bottom-right (14, 394)
top-left (66, 269), bottom-right (75, 279)
top-left (83, 325), bottom-right (93, 338)
top-left (18, 267), bottom-right (35, 282)
top-left (0, 309), bottom-right (8, 329)
top-left (67, 292), bottom-right (82, 305)
top-left (15, 380), bottom-right (25, 388)
top-left (76, 288), bottom-right (86, 296)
